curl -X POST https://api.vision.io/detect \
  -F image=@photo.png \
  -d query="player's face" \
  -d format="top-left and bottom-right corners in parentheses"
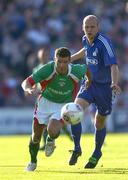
top-left (83, 18), bottom-right (98, 42)
top-left (55, 56), bottom-right (70, 74)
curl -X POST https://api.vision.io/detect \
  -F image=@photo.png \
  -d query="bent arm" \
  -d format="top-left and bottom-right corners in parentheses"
top-left (71, 48), bottom-right (85, 62)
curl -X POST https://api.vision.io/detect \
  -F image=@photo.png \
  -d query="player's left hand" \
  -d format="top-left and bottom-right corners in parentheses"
top-left (111, 84), bottom-right (121, 95)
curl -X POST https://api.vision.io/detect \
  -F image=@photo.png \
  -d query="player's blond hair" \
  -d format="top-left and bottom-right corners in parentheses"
top-left (83, 15), bottom-right (99, 26)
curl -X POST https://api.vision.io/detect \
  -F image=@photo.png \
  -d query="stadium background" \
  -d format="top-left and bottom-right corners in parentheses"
top-left (0, 0), bottom-right (128, 134)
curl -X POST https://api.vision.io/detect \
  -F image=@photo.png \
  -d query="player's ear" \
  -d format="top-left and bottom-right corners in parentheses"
top-left (82, 24), bottom-right (84, 31)
top-left (54, 57), bottom-right (57, 62)
top-left (54, 53), bottom-right (58, 62)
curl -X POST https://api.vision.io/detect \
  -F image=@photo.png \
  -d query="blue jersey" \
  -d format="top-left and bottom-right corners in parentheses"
top-left (82, 32), bottom-right (117, 84)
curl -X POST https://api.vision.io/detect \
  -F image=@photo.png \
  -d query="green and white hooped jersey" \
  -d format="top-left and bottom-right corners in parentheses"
top-left (32, 61), bottom-right (87, 103)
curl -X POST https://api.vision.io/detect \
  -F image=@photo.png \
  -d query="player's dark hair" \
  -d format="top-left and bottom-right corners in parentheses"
top-left (55, 47), bottom-right (71, 58)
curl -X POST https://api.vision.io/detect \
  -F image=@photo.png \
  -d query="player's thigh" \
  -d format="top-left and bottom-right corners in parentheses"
top-left (89, 104), bottom-right (97, 123)
top-left (75, 97), bottom-right (89, 111)
top-left (76, 83), bottom-right (93, 110)
top-left (48, 104), bottom-right (65, 134)
top-left (94, 83), bottom-right (112, 116)
top-left (34, 97), bottom-right (55, 125)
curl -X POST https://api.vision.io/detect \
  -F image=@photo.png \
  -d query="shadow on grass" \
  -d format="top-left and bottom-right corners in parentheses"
top-left (38, 168), bottom-right (128, 174)
top-left (0, 166), bottom-right (128, 174)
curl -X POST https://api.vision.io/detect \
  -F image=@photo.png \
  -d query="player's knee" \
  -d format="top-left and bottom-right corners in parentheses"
top-left (95, 121), bottom-right (105, 130)
top-left (31, 133), bottom-right (41, 143)
top-left (47, 120), bottom-right (62, 138)
top-left (47, 127), bottom-right (60, 139)
top-left (50, 130), bottom-right (60, 139)
top-left (95, 114), bottom-right (106, 130)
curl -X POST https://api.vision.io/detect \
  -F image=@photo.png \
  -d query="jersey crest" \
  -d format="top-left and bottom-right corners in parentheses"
top-left (92, 48), bottom-right (98, 56)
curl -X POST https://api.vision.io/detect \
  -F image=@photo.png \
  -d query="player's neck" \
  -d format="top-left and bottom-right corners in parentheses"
top-left (87, 38), bottom-right (94, 45)
top-left (56, 67), bottom-right (68, 75)
top-left (87, 32), bottom-right (98, 45)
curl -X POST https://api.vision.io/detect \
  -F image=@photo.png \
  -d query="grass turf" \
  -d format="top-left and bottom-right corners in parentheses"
top-left (0, 134), bottom-right (128, 180)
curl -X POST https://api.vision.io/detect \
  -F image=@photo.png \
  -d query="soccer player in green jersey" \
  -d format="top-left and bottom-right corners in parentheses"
top-left (21, 47), bottom-right (91, 171)
top-left (34, 48), bottom-right (73, 151)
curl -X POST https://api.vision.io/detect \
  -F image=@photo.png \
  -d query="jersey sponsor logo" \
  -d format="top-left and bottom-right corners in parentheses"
top-left (48, 87), bottom-right (71, 95)
top-left (86, 57), bottom-right (98, 66)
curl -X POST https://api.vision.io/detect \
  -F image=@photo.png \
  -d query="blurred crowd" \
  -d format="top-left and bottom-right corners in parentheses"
top-left (0, 0), bottom-right (128, 110)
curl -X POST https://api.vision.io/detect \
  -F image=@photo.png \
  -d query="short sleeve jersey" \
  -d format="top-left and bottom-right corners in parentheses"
top-left (82, 32), bottom-right (117, 84)
top-left (31, 61), bottom-right (87, 103)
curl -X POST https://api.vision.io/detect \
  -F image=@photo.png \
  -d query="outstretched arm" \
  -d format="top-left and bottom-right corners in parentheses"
top-left (71, 48), bottom-right (85, 62)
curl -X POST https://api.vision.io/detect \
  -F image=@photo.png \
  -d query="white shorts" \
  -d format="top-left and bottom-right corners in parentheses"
top-left (34, 96), bottom-right (66, 125)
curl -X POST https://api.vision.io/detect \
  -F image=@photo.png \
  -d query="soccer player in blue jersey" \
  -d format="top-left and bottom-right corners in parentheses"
top-left (69, 15), bottom-right (121, 168)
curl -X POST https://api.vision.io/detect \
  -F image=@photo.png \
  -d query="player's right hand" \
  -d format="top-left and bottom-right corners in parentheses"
top-left (24, 91), bottom-right (30, 96)
top-left (25, 88), bottom-right (34, 95)
top-left (111, 84), bottom-right (121, 95)
top-left (85, 80), bottom-right (91, 89)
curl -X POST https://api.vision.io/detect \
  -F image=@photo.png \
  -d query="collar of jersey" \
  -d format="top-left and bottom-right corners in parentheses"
top-left (55, 64), bottom-right (72, 75)
top-left (83, 32), bottom-right (100, 46)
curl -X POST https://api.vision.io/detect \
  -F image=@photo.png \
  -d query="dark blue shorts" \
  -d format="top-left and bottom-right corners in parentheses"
top-left (77, 81), bottom-right (112, 116)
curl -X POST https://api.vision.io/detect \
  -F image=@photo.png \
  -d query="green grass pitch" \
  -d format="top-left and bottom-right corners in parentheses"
top-left (0, 134), bottom-right (128, 180)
